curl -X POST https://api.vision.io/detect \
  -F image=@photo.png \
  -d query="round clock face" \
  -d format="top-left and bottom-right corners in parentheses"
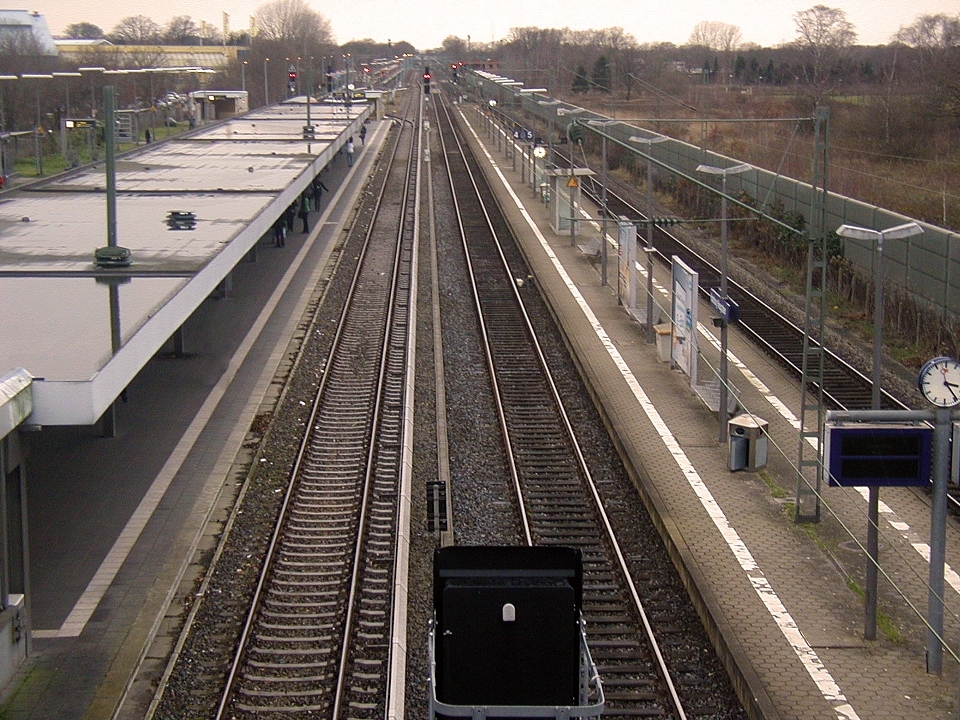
top-left (918, 356), bottom-right (960, 408)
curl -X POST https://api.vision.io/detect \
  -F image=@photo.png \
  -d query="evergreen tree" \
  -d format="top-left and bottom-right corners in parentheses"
top-left (733, 54), bottom-right (746, 80)
top-left (591, 55), bottom-right (611, 93)
top-left (572, 64), bottom-right (590, 94)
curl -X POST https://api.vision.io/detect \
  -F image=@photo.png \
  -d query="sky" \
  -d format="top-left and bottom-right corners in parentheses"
top-left (33, 0), bottom-right (960, 51)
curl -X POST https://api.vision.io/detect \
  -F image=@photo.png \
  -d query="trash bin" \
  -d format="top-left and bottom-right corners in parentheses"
top-left (654, 323), bottom-right (671, 362)
top-left (728, 414), bottom-right (768, 471)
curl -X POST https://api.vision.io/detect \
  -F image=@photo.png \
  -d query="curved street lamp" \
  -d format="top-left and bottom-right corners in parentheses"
top-left (835, 220), bottom-right (923, 643)
top-left (630, 134), bottom-right (669, 343)
top-left (696, 162), bottom-right (753, 442)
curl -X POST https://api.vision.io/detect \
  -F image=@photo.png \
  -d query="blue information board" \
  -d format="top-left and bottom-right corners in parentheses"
top-left (824, 423), bottom-right (933, 487)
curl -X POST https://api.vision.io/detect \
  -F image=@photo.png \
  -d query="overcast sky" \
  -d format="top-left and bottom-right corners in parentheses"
top-left (36, 0), bottom-right (960, 51)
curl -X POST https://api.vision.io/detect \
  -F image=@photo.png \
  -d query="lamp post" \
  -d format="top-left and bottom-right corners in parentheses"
top-left (696, 162), bottom-right (752, 443)
top-left (536, 98), bottom-right (560, 157)
top-left (263, 57), bottom-right (270, 106)
top-left (629, 134), bottom-right (669, 343)
top-left (23, 73), bottom-right (53, 176)
top-left (836, 220), bottom-right (923, 641)
top-left (557, 107), bottom-right (584, 247)
top-left (0, 75), bottom-right (16, 181)
top-left (0, 74), bottom-right (17, 131)
top-left (79, 66), bottom-right (105, 118)
top-left (588, 119), bottom-right (621, 286)
top-left (53, 71), bottom-right (81, 159)
top-left (52, 71), bottom-right (81, 118)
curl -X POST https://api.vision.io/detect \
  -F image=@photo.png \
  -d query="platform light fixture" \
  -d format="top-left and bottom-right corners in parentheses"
top-left (696, 162), bottom-right (753, 443)
top-left (835, 220), bottom-right (923, 641)
top-left (629, 134), bottom-right (669, 343)
top-left (588, 119), bottom-right (622, 287)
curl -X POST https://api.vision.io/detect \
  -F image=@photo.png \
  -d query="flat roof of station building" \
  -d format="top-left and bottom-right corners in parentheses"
top-left (0, 96), bottom-right (369, 426)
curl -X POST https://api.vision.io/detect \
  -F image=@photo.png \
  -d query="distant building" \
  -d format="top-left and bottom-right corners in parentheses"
top-left (0, 10), bottom-right (56, 55)
top-left (465, 59), bottom-right (501, 73)
top-left (54, 41), bottom-right (239, 69)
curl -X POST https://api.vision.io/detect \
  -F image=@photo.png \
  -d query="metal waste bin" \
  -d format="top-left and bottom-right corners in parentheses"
top-left (728, 414), bottom-right (768, 471)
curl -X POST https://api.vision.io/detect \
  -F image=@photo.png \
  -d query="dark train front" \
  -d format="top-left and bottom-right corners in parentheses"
top-left (429, 546), bottom-right (604, 719)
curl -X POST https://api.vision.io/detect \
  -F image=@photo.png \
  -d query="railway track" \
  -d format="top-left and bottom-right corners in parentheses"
top-left (215, 96), bottom-right (421, 718)
top-left (435, 89), bottom-right (737, 720)
top-left (555, 145), bottom-right (910, 413)
top-left (146, 89), bottom-right (423, 719)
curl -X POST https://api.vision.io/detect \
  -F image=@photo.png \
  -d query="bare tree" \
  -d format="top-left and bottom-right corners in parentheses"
top-left (255, 0), bottom-right (333, 51)
top-left (897, 13), bottom-right (960, 53)
top-left (64, 22), bottom-right (105, 40)
top-left (896, 13), bottom-right (960, 119)
top-left (165, 16), bottom-right (200, 45)
top-left (0, 27), bottom-right (47, 58)
top-left (504, 26), bottom-right (569, 93)
top-left (793, 4), bottom-right (857, 92)
top-left (198, 20), bottom-right (222, 46)
top-left (687, 21), bottom-right (742, 53)
top-left (442, 36), bottom-right (468, 59)
top-left (109, 15), bottom-right (162, 45)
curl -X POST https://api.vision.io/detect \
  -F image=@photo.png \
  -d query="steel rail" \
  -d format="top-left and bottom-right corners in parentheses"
top-left (214, 93), bottom-right (417, 719)
top-left (437, 90), bottom-right (689, 720)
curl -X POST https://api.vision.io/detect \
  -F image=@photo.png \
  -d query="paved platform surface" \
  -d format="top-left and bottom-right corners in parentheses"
top-left (458, 101), bottom-right (960, 719)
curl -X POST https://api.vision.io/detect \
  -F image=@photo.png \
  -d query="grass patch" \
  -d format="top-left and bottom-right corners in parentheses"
top-left (10, 123), bottom-right (190, 179)
top-left (759, 470), bottom-right (788, 499)
top-left (846, 578), bottom-right (907, 644)
top-left (798, 520), bottom-right (829, 553)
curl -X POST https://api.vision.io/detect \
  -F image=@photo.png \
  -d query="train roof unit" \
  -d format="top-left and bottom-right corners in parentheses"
top-left (429, 545), bottom-right (604, 720)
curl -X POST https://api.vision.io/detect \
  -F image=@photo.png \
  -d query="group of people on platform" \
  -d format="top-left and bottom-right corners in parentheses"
top-left (272, 175), bottom-right (330, 247)
top-left (270, 122), bottom-right (368, 248)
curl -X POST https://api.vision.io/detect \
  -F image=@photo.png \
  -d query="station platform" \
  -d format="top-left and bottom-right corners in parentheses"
top-left (457, 101), bottom-right (960, 719)
top-left (0, 116), bottom-right (387, 719)
top-left (0, 96), bottom-right (368, 427)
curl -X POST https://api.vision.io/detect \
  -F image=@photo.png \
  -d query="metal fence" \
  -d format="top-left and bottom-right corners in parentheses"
top-left (469, 71), bottom-right (960, 323)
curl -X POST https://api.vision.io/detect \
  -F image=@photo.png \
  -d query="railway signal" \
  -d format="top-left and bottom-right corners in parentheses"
top-left (423, 67), bottom-right (431, 94)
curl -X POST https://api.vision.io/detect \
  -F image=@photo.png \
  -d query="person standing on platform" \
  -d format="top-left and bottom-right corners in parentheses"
top-left (298, 193), bottom-right (311, 233)
top-left (359, 124), bottom-right (367, 145)
top-left (285, 201), bottom-right (296, 233)
top-left (346, 137), bottom-right (355, 167)
top-left (312, 176), bottom-right (329, 212)
top-left (272, 214), bottom-right (286, 247)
